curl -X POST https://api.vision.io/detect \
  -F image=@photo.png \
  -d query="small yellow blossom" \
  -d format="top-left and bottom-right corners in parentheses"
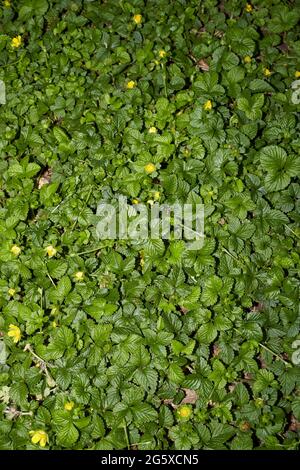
top-left (8, 324), bottom-right (21, 343)
top-left (11, 36), bottom-right (22, 48)
top-left (203, 100), bottom-right (212, 111)
top-left (10, 245), bottom-right (21, 256)
top-left (159, 50), bottom-right (167, 58)
top-left (144, 163), bottom-right (156, 174)
top-left (133, 14), bottom-right (142, 24)
top-left (148, 126), bottom-right (157, 134)
top-left (8, 288), bottom-right (16, 297)
top-left (132, 198), bottom-right (139, 204)
top-left (126, 80), bottom-right (136, 89)
top-left (29, 430), bottom-right (49, 448)
top-left (244, 55), bottom-right (252, 63)
top-left (154, 191), bottom-right (160, 200)
top-left (177, 405), bottom-right (192, 419)
top-left (52, 321), bottom-right (57, 328)
top-left (264, 68), bottom-right (272, 77)
top-left (74, 271), bottom-right (84, 281)
top-left (245, 3), bottom-right (253, 13)
top-left (4, 0), bottom-right (11, 7)
top-left (64, 401), bottom-right (75, 411)
top-left (45, 245), bottom-right (57, 258)
top-left (295, 71), bottom-right (300, 78)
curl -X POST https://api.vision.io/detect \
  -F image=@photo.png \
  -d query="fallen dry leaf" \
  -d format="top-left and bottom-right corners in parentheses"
top-left (244, 372), bottom-right (253, 381)
top-left (198, 59), bottom-right (209, 71)
top-left (213, 344), bottom-right (221, 357)
top-left (289, 415), bottom-right (300, 432)
top-left (182, 388), bottom-right (198, 404)
top-left (214, 30), bottom-right (224, 38)
top-left (179, 306), bottom-right (189, 315)
top-left (240, 421), bottom-right (251, 432)
top-left (250, 302), bottom-right (264, 313)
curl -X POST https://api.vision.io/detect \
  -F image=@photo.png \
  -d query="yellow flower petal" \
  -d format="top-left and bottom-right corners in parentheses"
top-left (10, 245), bottom-right (21, 256)
top-left (8, 288), bottom-right (16, 297)
top-left (177, 405), bottom-right (192, 419)
top-left (45, 245), bottom-right (57, 258)
top-left (30, 430), bottom-right (48, 447)
top-left (126, 80), bottom-right (136, 89)
top-left (8, 324), bottom-right (21, 343)
top-left (11, 35), bottom-right (22, 48)
top-left (64, 401), bottom-right (75, 411)
top-left (31, 434), bottom-right (41, 444)
top-left (74, 271), bottom-right (84, 281)
top-left (40, 436), bottom-right (47, 447)
top-left (295, 71), bottom-right (300, 78)
top-left (203, 100), bottom-right (212, 111)
top-left (144, 163), bottom-right (156, 174)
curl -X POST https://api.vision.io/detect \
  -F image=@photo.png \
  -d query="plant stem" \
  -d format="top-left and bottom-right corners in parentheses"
top-left (123, 419), bottom-right (130, 450)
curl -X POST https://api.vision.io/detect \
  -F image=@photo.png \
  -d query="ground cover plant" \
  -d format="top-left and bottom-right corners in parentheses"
top-left (0, 0), bottom-right (300, 450)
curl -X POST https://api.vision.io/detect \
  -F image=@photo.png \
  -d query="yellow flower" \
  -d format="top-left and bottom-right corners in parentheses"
top-left (245, 3), bottom-right (253, 13)
top-left (295, 71), bottom-right (300, 78)
top-left (203, 100), bottom-right (212, 111)
top-left (148, 126), bottom-right (157, 134)
top-left (64, 401), bottom-right (75, 411)
top-left (11, 35), bottom-right (22, 48)
top-left (4, 0), bottom-right (11, 7)
top-left (126, 80), bottom-right (136, 89)
top-left (154, 191), bottom-right (160, 200)
top-left (159, 50), bottom-right (167, 58)
top-left (177, 405), bottom-right (192, 419)
top-left (133, 14), bottom-right (142, 24)
top-left (8, 288), bottom-right (16, 297)
top-left (29, 430), bottom-right (49, 448)
top-left (45, 245), bottom-right (57, 258)
top-left (8, 324), bottom-right (21, 343)
top-left (264, 68), bottom-right (272, 77)
top-left (52, 321), bottom-right (57, 328)
top-left (132, 198), bottom-right (139, 204)
top-left (144, 163), bottom-right (156, 174)
top-left (244, 55), bottom-right (252, 63)
top-left (10, 245), bottom-right (21, 256)
top-left (74, 271), bottom-right (84, 281)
